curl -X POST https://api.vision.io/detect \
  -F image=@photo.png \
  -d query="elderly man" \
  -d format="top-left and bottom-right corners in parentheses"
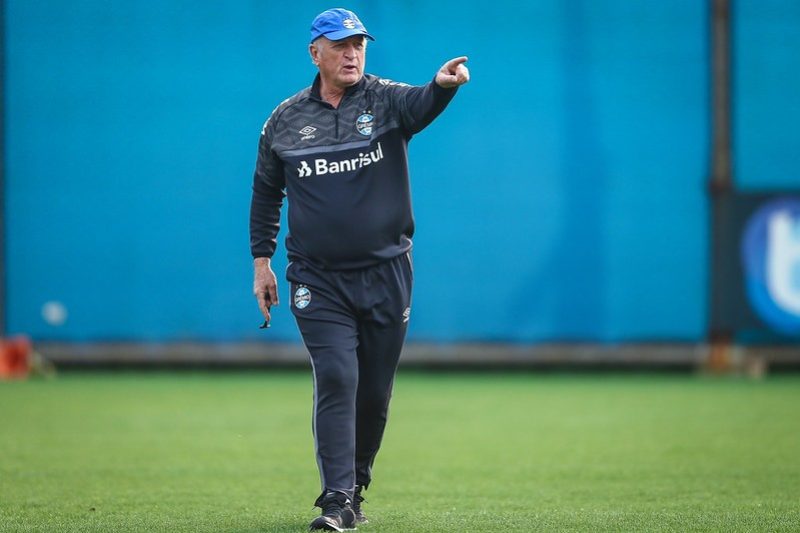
top-left (249, 7), bottom-right (469, 531)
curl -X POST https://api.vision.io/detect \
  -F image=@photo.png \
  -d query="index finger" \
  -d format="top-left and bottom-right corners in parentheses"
top-left (257, 292), bottom-right (272, 319)
top-left (444, 56), bottom-right (468, 70)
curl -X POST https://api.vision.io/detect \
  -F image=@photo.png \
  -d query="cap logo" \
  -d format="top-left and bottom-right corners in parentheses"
top-left (342, 18), bottom-right (356, 29)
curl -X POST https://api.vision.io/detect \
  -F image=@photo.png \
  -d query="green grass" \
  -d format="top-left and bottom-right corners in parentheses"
top-left (1, 371), bottom-right (799, 532)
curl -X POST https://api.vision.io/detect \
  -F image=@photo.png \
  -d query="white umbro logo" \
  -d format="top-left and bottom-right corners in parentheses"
top-left (342, 18), bottom-right (356, 29)
top-left (299, 125), bottom-right (317, 140)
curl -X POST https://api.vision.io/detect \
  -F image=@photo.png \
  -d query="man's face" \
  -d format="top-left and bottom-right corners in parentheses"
top-left (310, 35), bottom-right (367, 89)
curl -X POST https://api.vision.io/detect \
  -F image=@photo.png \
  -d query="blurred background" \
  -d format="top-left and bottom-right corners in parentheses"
top-left (2, 0), bottom-right (799, 370)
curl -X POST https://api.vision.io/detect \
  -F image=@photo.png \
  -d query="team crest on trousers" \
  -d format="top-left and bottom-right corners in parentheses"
top-left (356, 113), bottom-right (374, 136)
top-left (294, 286), bottom-right (311, 309)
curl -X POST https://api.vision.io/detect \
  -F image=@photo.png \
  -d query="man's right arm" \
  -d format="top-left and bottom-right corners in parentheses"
top-left (387, 56), bottom-right (469, 137)
top-left (249, 115), bottom-right (286, 321)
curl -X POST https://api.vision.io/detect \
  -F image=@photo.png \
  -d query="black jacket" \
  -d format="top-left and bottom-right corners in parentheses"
top-left (250, 73), bottom-right (457, 269)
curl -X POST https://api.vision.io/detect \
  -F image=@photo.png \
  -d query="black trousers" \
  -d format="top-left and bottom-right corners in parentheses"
top-left (288, 253), bottom-right (413, 498)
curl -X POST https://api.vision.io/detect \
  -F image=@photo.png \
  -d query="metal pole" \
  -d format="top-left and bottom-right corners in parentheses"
top-left (708, 0), bottom-right (734, 371)
top-left (710, 0), bottom-right (733, 191)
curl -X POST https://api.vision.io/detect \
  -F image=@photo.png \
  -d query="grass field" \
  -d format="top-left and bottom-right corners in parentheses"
top-left (1, 371), bottom-right (799, 532)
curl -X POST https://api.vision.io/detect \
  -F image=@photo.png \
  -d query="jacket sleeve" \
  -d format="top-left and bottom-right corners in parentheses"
top-left (249, 112), bottom-right (286, 259)
top-left (387, 78), bottom-right (458, 136)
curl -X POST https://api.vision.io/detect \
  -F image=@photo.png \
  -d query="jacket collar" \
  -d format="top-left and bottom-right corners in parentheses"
top-left (310, 74), bottom-right (367, 104)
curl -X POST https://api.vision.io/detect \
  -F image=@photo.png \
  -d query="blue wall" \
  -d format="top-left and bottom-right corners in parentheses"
top-left (5, 1), bottom-right (717, 343)
top-left (735, 0), bottom-right (800, 191)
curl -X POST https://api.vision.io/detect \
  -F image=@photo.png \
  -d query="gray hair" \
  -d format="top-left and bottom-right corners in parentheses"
top-left (310, 36), bottom-right (367, 66)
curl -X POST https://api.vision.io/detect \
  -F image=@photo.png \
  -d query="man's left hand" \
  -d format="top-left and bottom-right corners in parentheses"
top-left (435, 56), bottom-right (470, 88)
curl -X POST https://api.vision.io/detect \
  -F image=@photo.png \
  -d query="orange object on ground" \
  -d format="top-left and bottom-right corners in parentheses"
top-left (0, 337), bottom-right (32, 379)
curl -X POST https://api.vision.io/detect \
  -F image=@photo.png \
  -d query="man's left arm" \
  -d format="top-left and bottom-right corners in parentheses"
top-left (392, 56), bottom-right (470, 136)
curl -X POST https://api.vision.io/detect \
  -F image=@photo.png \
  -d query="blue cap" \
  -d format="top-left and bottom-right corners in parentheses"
top-left (310, 8), bottom-right (375, 43)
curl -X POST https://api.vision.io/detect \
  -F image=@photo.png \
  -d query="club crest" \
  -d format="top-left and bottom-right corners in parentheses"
top-left (356, 113), bottom-right (374, 136)
top-left (294, 286), bottom-right (311, 309)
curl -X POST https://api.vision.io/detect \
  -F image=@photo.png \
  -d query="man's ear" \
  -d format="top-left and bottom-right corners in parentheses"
top-left (309, 43), bottom-right (320, 66)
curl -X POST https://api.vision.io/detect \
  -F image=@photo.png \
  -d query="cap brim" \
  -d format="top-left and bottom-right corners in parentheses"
top-left (323, 29), bottom-right (375, 41)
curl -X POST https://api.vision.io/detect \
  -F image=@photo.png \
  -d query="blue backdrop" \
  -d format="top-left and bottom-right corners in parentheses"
top-left (5, 0), bottom-right (787, 344)
top-left (735, 0), bottom-right (800, 191)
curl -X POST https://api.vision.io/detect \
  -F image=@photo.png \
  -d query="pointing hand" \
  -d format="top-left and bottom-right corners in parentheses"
top-left (435, 56), bottom-right (470, 88)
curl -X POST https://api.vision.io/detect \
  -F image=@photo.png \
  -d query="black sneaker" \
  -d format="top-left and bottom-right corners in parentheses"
top-left (309, 491), bottom-right (356, 532)
top-left (352, 485), bottom-right (368, 525)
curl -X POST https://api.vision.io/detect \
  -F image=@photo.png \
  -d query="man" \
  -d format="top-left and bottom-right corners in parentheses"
top-left (250, 8), bottom-right (469, 531)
